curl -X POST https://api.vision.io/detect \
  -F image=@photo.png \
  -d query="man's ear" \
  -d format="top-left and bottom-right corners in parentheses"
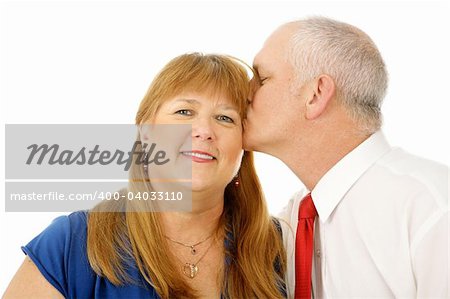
top-left (305, 74), bottom-right (336, 120)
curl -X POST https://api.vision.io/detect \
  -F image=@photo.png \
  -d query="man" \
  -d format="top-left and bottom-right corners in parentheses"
top-left (244, 17), bottom-right (448, 298)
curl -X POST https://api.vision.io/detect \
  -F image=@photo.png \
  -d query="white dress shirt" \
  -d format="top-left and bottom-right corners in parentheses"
top-left (278, 131), bottom-right (449, 298)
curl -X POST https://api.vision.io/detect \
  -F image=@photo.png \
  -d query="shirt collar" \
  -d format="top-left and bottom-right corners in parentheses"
top-left (311, 130), bottom-right (392, 222)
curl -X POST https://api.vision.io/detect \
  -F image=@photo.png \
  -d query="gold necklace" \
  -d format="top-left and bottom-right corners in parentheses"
top-left (174, 237), bottom-right (215, 279)
top-left (165, 232), bottom-right (214, 255)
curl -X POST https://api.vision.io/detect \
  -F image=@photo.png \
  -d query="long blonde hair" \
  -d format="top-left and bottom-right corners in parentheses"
top-left (87, 53), bottom-right (286, 298)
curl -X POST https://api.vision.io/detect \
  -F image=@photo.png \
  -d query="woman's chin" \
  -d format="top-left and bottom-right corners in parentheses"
top-left (190, 183), bottom-right (209, 192)
top-left (190, 178), bottom-right (218, 193)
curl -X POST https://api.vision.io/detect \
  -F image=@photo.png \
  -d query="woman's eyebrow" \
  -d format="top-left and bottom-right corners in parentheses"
top-left (172, 99), bottom-right (238, 113)
top-left (217, 105), bottom-right (238, 111)
top-left (173, 99), bottom-right (200, 105)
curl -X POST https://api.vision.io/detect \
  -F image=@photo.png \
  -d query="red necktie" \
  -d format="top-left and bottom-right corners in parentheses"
top-left (295, 193), bottom-right (317, 299)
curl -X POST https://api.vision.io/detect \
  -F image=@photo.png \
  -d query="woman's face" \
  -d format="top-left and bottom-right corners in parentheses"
top-left (151, 91), bottom-right (244, 192)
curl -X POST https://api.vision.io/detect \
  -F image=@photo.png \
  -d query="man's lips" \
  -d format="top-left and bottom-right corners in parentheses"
top-left (180, 150), bottom-right (216, 162)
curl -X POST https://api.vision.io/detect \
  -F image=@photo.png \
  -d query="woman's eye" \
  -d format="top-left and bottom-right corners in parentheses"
top-left (259, 77), bottom-right (268, 85)
top-left (217, 115), bottom-right (234, 123)
top-left (175, 109), bottom-right (193, 116)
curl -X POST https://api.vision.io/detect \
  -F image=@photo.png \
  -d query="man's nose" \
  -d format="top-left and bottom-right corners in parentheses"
top-left (248, 78), bottom-right (258, 103)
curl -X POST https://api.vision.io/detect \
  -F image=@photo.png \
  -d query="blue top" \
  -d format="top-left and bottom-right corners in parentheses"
top-left (22, 211), bottom-right (159, 298)
top-left (22, 211), bottom-right (286, 299)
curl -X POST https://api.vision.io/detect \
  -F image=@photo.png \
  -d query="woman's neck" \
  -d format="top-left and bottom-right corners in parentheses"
top-left (160, 191), bottom-right (224, 244)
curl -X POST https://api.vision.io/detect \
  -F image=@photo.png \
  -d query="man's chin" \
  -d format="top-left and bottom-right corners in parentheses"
top-left (243, 120), bottom-right (266, 151)
top-left (242, 130), bottom-right (257, 151)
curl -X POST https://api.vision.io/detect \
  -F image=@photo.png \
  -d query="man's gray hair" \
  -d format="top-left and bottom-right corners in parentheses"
top-left (288, 17), bottom-right (388, 133)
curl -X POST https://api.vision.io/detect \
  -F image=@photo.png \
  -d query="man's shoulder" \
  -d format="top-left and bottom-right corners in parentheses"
top-left (375, 147), bottom-right (448, 203)
top-left (379, 147), bottom-right (447, 173)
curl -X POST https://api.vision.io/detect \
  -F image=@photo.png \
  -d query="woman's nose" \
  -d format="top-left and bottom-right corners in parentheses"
top-left (191, 118), bottom-right (215, 141)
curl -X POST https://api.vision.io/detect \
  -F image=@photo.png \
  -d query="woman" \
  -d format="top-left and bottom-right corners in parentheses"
top-left (4, 53), bottom-right (286, 298)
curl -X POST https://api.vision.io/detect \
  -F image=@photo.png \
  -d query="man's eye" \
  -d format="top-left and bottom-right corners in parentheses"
top-left (175, 109), bottom-right (193, 116)
top-left (216, 115), bottom-right (234, 123)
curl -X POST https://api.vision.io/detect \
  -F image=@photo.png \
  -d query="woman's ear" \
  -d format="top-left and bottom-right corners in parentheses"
top-left (138, 124), bottom-right (151, 146)
top-left (305, 74), bottom-right (336, 120)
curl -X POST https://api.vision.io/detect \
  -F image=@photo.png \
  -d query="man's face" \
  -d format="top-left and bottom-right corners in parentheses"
top-left (244, 25), bottom-right (304, 153)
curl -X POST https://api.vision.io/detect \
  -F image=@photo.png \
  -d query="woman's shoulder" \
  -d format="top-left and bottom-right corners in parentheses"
top-left (68, 210), bottom-right (88, 223)
top-left (67, 210), bottom-right (89, 236)
top-left (21, 211), bottom-right (93, 297)
top-left (23, 211), bottom-right (88, 250)
top-left (34, 211), bottom-right (89, 244)
top-left (22, 211), bottom-right (159, 298)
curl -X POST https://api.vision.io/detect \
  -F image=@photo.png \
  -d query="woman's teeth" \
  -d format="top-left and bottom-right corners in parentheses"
top-left (182, 152), bottom-right (214, 160)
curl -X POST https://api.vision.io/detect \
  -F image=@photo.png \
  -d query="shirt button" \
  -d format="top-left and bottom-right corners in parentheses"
top-left (316, 250), bottom-right (321, 258)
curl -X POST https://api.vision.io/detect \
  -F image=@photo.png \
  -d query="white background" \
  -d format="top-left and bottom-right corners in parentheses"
top-left (1, 0), bottom-right (449, 293)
